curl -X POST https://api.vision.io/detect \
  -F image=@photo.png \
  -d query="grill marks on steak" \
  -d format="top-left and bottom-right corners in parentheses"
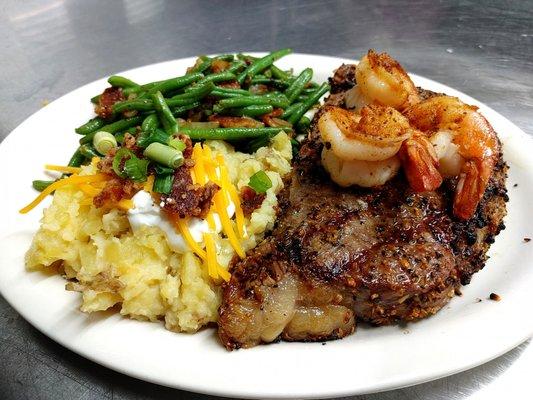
top-left (218, 68), bottom-right (508, 349)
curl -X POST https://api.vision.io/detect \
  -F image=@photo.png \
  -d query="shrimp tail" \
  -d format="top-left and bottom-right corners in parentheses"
top-left (399, 136), bottom-right (443, 193)
top-left (453, 158), bottom-right (493, 220)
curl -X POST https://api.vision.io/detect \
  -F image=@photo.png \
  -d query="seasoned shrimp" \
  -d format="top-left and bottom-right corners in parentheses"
top-left (405, 96), bottom-right (499, 219)
top-left (319, 105), bottom-right (411, 162)
top-left (398, 132), bottom-right (443, 193)
top-left (319, 105), bottom-right (440, 189)
top-left (345, 50), bottom-right (420, 111)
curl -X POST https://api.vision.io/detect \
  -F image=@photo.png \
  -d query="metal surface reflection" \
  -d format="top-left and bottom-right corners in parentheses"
top-left (0, 0), bottom-right (531, 399)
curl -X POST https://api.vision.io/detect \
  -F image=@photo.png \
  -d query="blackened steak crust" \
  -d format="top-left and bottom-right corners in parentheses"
top-left (218, 66), bottom-right (508, 350)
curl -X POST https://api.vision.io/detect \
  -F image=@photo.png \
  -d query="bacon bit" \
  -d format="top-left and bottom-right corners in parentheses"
top-left (178, 134), bottom-right (193, 159)
top-left (240, 186), bottom-right (266, 217)
top-left (95, 87), bottom-right (124, 119)
top-left (97, 148), bottom-right (117, 175)
top-left (217, 80), bottom-right (241, 89)
top-left (93, 177), bottom-right (137, 208)
top-left (262, 108), bottom-right (290, 127)
top-left (211, 59), bottom-right (231, 73)
top-left (524, 237), bottom-right (531, 243)
top-left (209, 115), bottom-right (264, 128)
top-left (162, 163), bottom-right (220, 219)
top-left (489, 292), bottom-right (501, 301)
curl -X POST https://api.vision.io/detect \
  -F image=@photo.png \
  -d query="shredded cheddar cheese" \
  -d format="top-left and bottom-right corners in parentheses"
top-left (44, 165), bottom-right (82, 174)
top-left (116, 199), bottom-right (134, 211)
top-left (174, 218), bottom-right (207, 260)
top-left (217, 154), bottom-right (246, 239)
top-left (202, 145), bottom-right (245, 258)
top-left (19, 173), bottom-right (109, 214)
top-left (144, 175), bottom-right (155, 193)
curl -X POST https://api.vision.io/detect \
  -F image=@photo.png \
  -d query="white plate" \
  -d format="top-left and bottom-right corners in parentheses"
top-left (0, 54), bottom-right (532, 399)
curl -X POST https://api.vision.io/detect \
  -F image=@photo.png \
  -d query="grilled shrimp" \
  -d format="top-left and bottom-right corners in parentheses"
top-left (319, 105), bottom-right (440, 189)
top-left (405, 96), bottom-right (499, 219)
top-left (345, 50), bottom-right (420, 111)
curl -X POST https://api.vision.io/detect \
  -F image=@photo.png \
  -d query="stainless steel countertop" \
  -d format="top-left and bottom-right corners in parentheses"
top-left (1, 1), bottom-right (532, 399)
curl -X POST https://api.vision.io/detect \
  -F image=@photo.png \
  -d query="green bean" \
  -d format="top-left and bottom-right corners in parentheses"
top-left (249, 77), bottom-right (290, 90)
top-left (285, 68), bottom-right (313, 103)
top-left (141, 72), bottom-right (204, 97)
top-left (171, 101), bottom-right (202, 117)
top-left (227, 59), bottom-right (247, 74)
top-left (223, 104), bottom-right (274, 117)
top-left (67, 147), bottom-right (86, 167)
top-left (216, 94), bottom-right (289, 110)
top-left (91, 94), bottom-right (101, 104)
top-left (170, 81), bottom-right (215, 101)
top-left (32, 180), bottom-right (55, 192)
top-left (75, 117), bottom-right (106, 135)
top-left (189, 56), bottom-right (212, 74)
top-left (302, 87), bottom-right (318, 94)
top-left (214, 54), bottom-right (236, 62)
top-left (179, 126), bottom-right (292, 141)
top-left (269, 65), bottom-right (291, 81)
top-left (296, 116), bottom-right (311, 133)
top-left (287, 83), bottom-right (330, 125)
top-left (237, 48), bottom-right (292, 84)
top-left (281, 102), bottom-right (302, 119)
top-left (112, 98), bottom-right (153, 113)
top-left (199, 71), bottom-right (236, 84)
top-left (209, 87), bottom-right (251, 98)
top-left (180, 121), bottom-right (220, 129)
top-left (191, 54), bottom-right (236, 74)
top-left (80, 116), bottom-right (143, 144)
top-left (113, 86), bottom-right (207, 114)
top-left (246, 131), bottom-right (279, 153)
top-left (79, 144), bottom-right (99, 159)
top-left (151, 91), bottom-right (178, 135)
top-left (108, 76), bottom-right (140, 88)
top-left (137, 128), bottom-right (170, 148)
top-left (141, 114), bottom-right (159, 133)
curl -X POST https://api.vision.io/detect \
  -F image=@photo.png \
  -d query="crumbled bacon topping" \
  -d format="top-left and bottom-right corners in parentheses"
top-left (95, 87), bottom-right (124, 119)
top-left (217, 80), bottom-right (241, 89)
top-left (162, 160), bottom-right (220, 219)
top-left (93, 176), bottom-right (137, 208)
top-left (211, 59), bottom-right (231, 73)
top-left (240, 186), bottom-right (266, 217)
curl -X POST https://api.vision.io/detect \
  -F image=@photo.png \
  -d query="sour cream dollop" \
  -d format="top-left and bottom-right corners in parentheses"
top-left (127, 190), bottom-right (235, 253)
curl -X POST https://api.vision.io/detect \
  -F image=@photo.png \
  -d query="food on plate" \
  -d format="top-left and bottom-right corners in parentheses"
top-left (218, 51), bottom-right (507, 349)
top-left (21, 49), bottom-right (508, 348)
top-left (22, 50), bottom-right (325, 332)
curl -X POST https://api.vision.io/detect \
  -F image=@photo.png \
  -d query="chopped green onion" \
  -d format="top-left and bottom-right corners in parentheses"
top-left (168, 138), bottom-right (186, 151)
top-left (112, 148), bottom-right (148, 182)
top-left (93, 131), bottom-right (118, 155)
top-left (153, 164), bottom-right (174, 175)
top-left (143, 142), bottom-right (184, 169)
top-left (124, 157), bottom-right (149, 182)
top-left (112, 148), bottom-right (133, 178)
top-left (153, 174), bottom-right (174, 194)
top-left (248, 171), bottom-right (272, 194)
top-left (137, 128), bottom-right (170, 148)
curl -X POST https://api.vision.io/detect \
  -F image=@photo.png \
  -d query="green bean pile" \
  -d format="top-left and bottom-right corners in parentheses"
top-left (34, 49), bottom-right (330, 192)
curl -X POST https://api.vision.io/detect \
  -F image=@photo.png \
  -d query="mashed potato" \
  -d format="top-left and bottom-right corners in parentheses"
top-left (25, 132), bottom-right (292, 332)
